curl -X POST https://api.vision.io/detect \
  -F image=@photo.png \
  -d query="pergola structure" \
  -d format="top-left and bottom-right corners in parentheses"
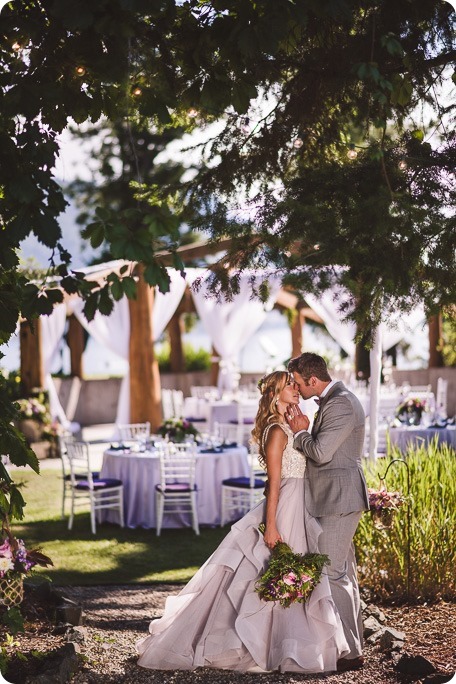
top-left (19, 240), bottom-right (444, 432)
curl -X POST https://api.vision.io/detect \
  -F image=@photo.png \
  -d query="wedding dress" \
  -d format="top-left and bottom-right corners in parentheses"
top-left (137, 423), bottom-right (349, 673)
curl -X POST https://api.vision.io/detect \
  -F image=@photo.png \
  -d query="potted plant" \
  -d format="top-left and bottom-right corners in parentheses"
top-left (0, 535), bottom-right (53, 607)
top-left (368, 488), bottom-right (405, 529)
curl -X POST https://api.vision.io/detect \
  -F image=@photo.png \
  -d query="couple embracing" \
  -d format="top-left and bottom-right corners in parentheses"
top-left (137, 352), bottom-right (370, 674)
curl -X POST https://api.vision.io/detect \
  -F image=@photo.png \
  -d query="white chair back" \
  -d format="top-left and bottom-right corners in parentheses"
top-left (155, 441), bottom-right (199, 535)
top-left (172, 390), bottom-right (184, 418)
top-left (117, 422), bottom-right (150, 442)
top-left (190, 385), bottom-right (219, 400)
top-left (436, 377), bottom-right (448, 418)
top-left (161, 389), bottom-right (175, 420)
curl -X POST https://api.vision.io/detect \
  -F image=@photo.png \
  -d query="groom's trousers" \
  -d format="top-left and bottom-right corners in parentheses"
top-left (316, 511), bottom-right (363, 659)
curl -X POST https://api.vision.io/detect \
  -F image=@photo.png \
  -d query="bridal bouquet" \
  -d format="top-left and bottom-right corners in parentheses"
top-left (256, 524), bottom-right (329, 608)
top-left (368, 488), bottom-right (404, 511)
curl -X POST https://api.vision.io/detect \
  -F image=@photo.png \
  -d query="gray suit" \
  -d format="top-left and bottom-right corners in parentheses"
top-left (294, 381), bottom-right (369, 659)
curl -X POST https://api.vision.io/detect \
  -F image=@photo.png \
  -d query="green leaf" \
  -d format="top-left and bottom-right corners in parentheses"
top-left (231, 81), bottom-right (258, 114)
top-left (83, 292), bottom-right (100, 322)
top-left (82, 222), bottom-right (106, 248)
top-left (98, 287), bottom-right (114, 316)
top-left (110, 279), bottom-right (124, 301)
top-left (1, 606), bottom-right (25, 636)
top-left (411, 129), bottom-right (424, 142)
top-left (9, 486), bottom-right (26, 520)
top-left (122, 276), bottom-right (137, 299)
top-left (45, 288), bottom-right (64, 304)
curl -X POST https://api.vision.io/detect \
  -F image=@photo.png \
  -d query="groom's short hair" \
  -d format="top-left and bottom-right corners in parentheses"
top-left (288, 353), bottom-right (331, 381)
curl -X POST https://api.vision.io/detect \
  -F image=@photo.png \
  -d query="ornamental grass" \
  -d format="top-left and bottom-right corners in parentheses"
top-left (356, 439), bottom-right (456, 602)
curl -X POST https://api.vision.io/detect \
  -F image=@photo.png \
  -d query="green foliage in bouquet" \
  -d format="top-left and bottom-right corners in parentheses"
top-left (256, 524), bottom-right (329, 608)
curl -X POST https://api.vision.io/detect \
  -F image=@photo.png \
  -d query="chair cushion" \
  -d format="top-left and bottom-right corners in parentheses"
top-left (155, 483), bottom-right (197, 493)
top-left (184, 417), bottom-right (206, 423)
top-left (65, 472), bottom-right (100, 481)
top-left (75, 478), bottom-right (122, 490)
top-left (221, 477), bottom-right (265, 489)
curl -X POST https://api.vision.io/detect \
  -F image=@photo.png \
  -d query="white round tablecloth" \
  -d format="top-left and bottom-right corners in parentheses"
top-left (99, 445), bottom-right (250, 529)
top-left (389, 426), bottom-right (456, 452)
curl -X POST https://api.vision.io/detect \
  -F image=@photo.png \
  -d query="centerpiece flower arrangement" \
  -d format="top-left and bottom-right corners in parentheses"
top-left (16, 396), bottom-right (50, 424)
top-left (0, 535), bottom-right (53, 606)
top-left (157, 418), bottom-right (200, 443)
top-left (395, 397), bottom-right (427, 425)
top-left (255, 524), bottom-right (329, 608)
top-left (368, 487), bottom-right (405, 529)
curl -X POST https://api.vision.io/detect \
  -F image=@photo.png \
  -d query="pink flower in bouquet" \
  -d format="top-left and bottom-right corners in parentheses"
top-left (283, 571), bottom-right (297, 586)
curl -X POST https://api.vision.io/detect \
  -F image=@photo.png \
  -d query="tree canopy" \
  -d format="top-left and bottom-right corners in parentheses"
top-left (0, 0), bottom-right (455, 515)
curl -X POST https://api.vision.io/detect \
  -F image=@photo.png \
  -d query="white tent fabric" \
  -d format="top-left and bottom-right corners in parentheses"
top-left (40, 303), bottom-right (76, 430)
top-left (187, 270), bottom-right (283, 391)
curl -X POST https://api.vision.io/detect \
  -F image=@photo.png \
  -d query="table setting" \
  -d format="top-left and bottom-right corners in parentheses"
top-left (99, 435), bottom-right (250, 529)
top-left (387, 395), bottom-right (455, 452)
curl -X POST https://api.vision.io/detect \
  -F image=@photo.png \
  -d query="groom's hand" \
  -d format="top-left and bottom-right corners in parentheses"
top-left (285, 405), bottom-right (310, 433)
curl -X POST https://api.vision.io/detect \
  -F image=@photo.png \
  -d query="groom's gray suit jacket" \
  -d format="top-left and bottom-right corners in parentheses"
top-left (294, 381), bottom-right (369, 517)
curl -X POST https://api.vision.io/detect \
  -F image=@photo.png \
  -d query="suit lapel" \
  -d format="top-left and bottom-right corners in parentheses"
top-left (311, 382), bottom-right (345, 435)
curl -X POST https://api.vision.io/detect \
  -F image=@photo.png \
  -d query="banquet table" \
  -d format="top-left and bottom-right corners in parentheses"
top-left (388, 425), bottom-right (456, 452)
top-left (99, 444), bottom-right (250, 529)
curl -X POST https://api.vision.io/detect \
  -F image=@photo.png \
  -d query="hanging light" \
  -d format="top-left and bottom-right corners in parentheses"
top-left (12, 42), bottom-right (21, 52)
top-left (293, 137), bottom-right (304, 149)
top-left (398, 159), bottom-right (408, 170)
top-left (187, 107), bottom-right (198, 118)
top-left (75, 65), bottom-right (86, 76)
top-left (132, 86), bottom-right (142, 96)
top-left (347, 145), bottom-right (358, 160)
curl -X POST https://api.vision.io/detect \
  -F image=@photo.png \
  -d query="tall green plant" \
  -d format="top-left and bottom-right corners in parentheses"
top-left (356, 441), bottom-right (456, 601)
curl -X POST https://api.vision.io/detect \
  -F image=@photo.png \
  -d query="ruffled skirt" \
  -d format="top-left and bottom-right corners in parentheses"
top-left (137, 477), bottom-right (349, 673)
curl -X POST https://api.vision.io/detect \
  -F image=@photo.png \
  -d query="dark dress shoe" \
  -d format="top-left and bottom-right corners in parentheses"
top-left (337, 656), bottom-right (365, 672)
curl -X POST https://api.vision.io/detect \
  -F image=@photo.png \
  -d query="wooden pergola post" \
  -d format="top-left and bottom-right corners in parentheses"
top-left (428, 313), bottom-right (444, 368)
top-left (167, 312), bottom-right (185, 373)
top-left (129, 266), bottom-right (162, 430)
top-left (291, 308), bottom-right (306, 358)
top-left (20, 318), bottom-right (44, 395)
top-left (210, 346), bottom-right (219, 386)
top-left (67, 314), bottom-right (85, 378)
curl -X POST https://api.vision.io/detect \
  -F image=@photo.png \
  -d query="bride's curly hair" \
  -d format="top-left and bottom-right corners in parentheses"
top-left (251, 370), bottom-right (290, 469)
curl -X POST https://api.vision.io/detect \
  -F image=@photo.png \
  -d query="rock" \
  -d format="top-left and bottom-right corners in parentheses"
top-left (66, 626), bottom-right (87, 644)
top-left (360, 598), bottom-right (368, 613)
top-left (394, 653), bottom-right (437, 676)
top-left (52, 623), bottom-right (73, 636)
top-left (25, 643), bottom-right (80, 683)
top-left (366, 603), bottom-right (387, 623)
top-left (366, 628), bottom-right (385, 644)
top-left (55, 601), bottom-right (84, 626)
top-left (422, 675), bottom-right (456, 684)
top-left (379, 627), bottom-right (406, 651)
top-left (363, 615), bottom-right (382, 637)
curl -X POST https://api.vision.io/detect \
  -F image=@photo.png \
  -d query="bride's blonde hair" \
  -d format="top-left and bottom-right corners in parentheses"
top-left (251, 370), bottom-right (290, 468)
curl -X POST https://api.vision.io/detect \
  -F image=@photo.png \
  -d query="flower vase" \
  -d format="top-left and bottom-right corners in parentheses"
top-left (372, 509), bottom-right (395, 530)
top-left (0, 573), bottom-right (24, 607)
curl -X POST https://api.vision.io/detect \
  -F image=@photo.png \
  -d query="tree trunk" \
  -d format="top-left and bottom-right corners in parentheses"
top-left (129, 267), bottom-right (162, 430)
top-left (355, 331), bottom-right (371, 382)
top-left (210, 346), bottom-right (219, 386)
top-left (167, 313), bottom-right (185, 373)
top-left (20, 319), bottom-right (44, 395)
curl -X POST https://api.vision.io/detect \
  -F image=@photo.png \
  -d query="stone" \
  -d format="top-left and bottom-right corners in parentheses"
top-left (55, 601), bottom-right (83, 627)
top-left (52, 623), bottom-right (73, 636)
top-left (363, 615), bottom-right (382, 637)
top-left (366, 603), bottom-right (387, 623)
top-left (379, 627), bottom-right (406, 651)
top-left (66, 626), bottom-right (87, 644)
top-left (25, 643), bottom-right (80, 683)
top-left (394, 653), bottom-right (437, 676)
top-left (366, 628), bottom-right (385, 644)
top-left (360, 598), bottom-right (368, 613)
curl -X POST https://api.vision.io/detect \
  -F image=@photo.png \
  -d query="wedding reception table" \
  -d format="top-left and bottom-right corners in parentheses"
top-left (388, 425), bottom-right (456, 452)
top-left (183, 397), bottom-right (258, 432)
top-left (99, 444), bottom-right (250, 529)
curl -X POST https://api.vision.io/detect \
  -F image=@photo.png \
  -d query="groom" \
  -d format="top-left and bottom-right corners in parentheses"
top-left (285, 352), bottom-right (369, 672)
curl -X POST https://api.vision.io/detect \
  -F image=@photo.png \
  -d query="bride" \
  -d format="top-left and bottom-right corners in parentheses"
top-left (137, 370), bottom-right (349, 673)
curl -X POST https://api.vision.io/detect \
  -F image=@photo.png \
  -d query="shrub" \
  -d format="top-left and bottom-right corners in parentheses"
top-left (156, 342), bottom-right (211, 373)
top-left (356, 440), bottom-right (456, 602)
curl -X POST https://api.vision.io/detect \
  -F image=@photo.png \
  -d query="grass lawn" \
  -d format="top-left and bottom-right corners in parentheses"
top-left (11, 468), bottom-right (229, 586)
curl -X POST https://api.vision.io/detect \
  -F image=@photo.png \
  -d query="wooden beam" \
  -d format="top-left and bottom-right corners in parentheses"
top-left (428, 313), bottom-right (444, 368)
top-left (67, 314), bottom-right (85, 378)
top-left (129, 266), bottom-right (162, 430)
top-left (20, 319), bottom-right (44, 395)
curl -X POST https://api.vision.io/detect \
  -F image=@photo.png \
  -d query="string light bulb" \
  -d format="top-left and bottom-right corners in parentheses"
top-left (398, 159), bottom-right (407, 170)
top-left (293, 137), bottom-right (304, 149)
top-left (187, 107), bottom-right (198, 118)
top-left (75, 65), bottom-right (86, 76)
top-left (347, 145), bottom-right (358, 160)
top-left (132, 86), bottom-right (142, 96)
top-left (12, 42), bottom-right (21, 52)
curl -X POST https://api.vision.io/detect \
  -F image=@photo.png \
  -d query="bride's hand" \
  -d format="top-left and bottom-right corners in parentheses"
top-left (264, 526), bottom-right (282, 549)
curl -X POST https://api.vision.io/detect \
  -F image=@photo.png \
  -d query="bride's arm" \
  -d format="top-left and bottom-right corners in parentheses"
top-left (263, 426), bottom-right (287, 549)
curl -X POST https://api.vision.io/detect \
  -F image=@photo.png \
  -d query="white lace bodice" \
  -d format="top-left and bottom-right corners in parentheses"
top-left (262, 422), bottom-right (306, 479)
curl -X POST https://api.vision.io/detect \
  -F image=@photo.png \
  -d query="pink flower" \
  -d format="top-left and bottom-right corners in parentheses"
top-left (0, 540), bottom-right (12, 558)
top-left (282, 572), bottom-right (297, 586)
top-left (300, 573), bottom-right (312, 583)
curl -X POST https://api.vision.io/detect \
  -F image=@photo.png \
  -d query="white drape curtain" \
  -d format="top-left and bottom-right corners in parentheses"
top-left (69, 270), bottom-right (187, 428)
top-left (187, 270), bottom-right (282, 391)
top-left (40, 303), bottom-right (74, 429)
